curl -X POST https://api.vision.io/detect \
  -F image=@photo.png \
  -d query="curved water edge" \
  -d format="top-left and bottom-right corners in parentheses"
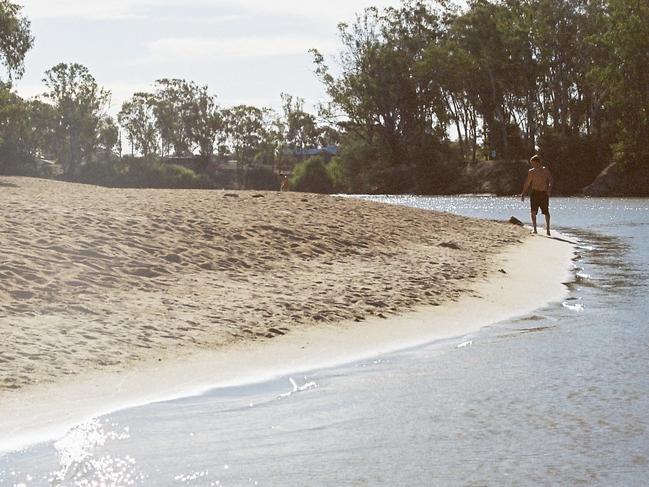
top-left (0, 203), bottom-right (576, 456)
top-left (5, 195), bottom-right (649, 486)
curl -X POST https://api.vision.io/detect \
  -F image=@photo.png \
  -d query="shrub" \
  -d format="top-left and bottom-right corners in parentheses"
top-left (76, 156), bottom-right (120, 186)
top-left (0, 155), bottom-right (48, 178)
top-left (290, 156), bottom-right (334, 194)
top-left (117, 156), bottom-right (211, 189)
top-left (326, 156), bottom-right (347, 193)
top-left (331, 135), bottom-right (381, 193)
top-left (244, 165), bottom-right (280, 190)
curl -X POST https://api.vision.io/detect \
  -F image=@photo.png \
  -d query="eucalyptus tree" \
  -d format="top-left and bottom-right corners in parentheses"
top-left (0, 88), bottom-right (54, 165)
top-left (151, 78), bottom-right (194, 157)
top-left (280, 93), bottom-right (320, 150)
top-left (0, 1), bottom-right (33, 170)
top-left (21, 99), bottom-right (56, 159)
top-left (312, 1), bottom-right (452, 192)
top-left (150, 78), bottom-right (221, 162)
top-left (183, 84), bottom-right (221, 165)
top-left (445, 0), bottom-right (529, 159)
top-left (433, 40), bottom-right (482, 161)
top-left (222, 104), bottom-right (270, 168)
top-left (0, 0), bottom-right (33, 81)
top-left (273, 93), bottom-right (323, 173)
top-left (118, 92), bottom-right (159, 157)
top-left (42, 63), bottom-right (111, 175)
top-left (311, 6), bottom-right (386, 158)
top-left (96, 117), bottom-right (118, 156)
top-left (442, 0), bottom-right (599, 161)
top-left (590, 0), bottom-right (649, 168)
top-left (522, 0), bottom-right (589, 135)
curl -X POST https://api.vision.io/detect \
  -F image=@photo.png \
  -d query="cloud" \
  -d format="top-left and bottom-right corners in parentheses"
top-left (21, 0), bottom-right (237, 21)
top-left (21, 0), bottom-right (151, 20)
top-left (160, 14), bottom-right (244, 24)
top-left (103, 81), bottom-right (158, 109)
top-left (21, 0), bottom-right (399, 22)
top-left (215, 0), bottom-right (398, 23)
top-left (139, 35), bottom-right (338, 64)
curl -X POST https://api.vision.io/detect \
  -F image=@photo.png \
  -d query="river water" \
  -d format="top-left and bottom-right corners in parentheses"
top-left (2, 196), bottom-right (648, 486)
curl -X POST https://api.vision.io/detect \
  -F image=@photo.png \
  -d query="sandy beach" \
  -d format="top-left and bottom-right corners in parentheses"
top-left (0, 176), bottom-right (574, 451)
top-left (0, 175), bottom-right (532, 390)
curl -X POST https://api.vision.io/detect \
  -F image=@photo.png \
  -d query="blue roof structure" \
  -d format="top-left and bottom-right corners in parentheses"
top-left (293, 145), bottom-right (338, 157)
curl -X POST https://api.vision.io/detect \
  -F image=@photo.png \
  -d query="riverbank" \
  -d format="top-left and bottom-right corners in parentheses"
top-left (0, 176), bottom-right (573, 452)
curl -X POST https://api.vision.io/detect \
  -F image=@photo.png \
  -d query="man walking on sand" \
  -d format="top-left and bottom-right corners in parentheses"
top-left (521, 154), bottom-right (554, 236)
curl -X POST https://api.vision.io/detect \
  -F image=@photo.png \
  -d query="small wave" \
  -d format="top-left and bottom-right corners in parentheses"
top-left (357, 358), bottom-right (390, 369)
top-left (576, 245), bottom-right (595, 251)
top-left (562, 301), bottom-right (585, 312)
top-left (278, 377), bottom-right (318, 399)
top-left (457, 340), bottom-right (473, 349)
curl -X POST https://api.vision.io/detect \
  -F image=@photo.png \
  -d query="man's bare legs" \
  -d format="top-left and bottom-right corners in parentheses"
top-left (531, 211), bottom-right (551, 235)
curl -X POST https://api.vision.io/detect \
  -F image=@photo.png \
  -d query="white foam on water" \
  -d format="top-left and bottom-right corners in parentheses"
top-left (279, 377), bottom-right (319, 399)
top-left (562, 301), bottom-right (585, 312)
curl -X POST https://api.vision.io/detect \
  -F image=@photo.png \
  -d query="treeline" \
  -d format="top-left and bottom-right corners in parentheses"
top-left (313, 0), bottom-right (649, 193)
top-left (0, 62), bottom-right (339, 190)
top-left (0, 2), bottom-right (340, 191)
top-left (2, 0), bottom-right (649, 194)
top-left (115, 81), bottom-right (340, 189)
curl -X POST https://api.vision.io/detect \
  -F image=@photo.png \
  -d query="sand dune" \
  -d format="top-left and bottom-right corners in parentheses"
top-left (0, 176), bottom-right (527, 393)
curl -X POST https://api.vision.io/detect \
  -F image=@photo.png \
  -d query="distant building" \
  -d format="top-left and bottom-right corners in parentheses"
top-left (291, 145), bottom-right (338, 162)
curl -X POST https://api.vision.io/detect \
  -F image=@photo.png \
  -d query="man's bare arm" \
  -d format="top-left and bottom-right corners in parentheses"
top-left (521, 172), bottom-right (532, 200)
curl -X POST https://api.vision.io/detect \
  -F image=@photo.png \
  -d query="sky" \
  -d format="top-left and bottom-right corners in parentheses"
top-left (14, 0), bottom-right (404, 116)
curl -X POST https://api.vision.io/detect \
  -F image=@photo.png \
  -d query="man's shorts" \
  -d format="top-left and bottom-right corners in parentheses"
top-left (530, 190), bottom-right (549, 215)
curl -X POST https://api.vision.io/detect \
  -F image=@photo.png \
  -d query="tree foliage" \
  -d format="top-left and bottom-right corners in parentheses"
top-left (290, 156), bottom-right (334, 194)
top-left (313, 2), bottom-right (460, 193)
top-left (0, 85), bottom-right (50, 168)
top-left (0, 0), bottom-right (33, 81)
top-left (590, 0), bottom-right (649, 168)
top-left (279, 93), bottom-right (320, 150)
top-left (42, 63), bottom-right (111, 176)
top-left (222, 105), bottom-right (270, 167)
top-left (308, 0), bottom-right (649, 193)
top-left (149, 79), bottom-right (222, 161)
top-left (3, 0), bottom-right (649, 194)
top-left (118, 93), bottom-right (159, 158)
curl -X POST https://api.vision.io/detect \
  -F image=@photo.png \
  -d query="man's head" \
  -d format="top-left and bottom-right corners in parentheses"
top-left (530, 155), bottom-right (541, 168)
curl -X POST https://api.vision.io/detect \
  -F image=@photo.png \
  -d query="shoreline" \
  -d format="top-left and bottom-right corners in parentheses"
top-left (0, 233), bottom-right (575, 455)
top-left (1, 177), bottom-right (529, 394)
